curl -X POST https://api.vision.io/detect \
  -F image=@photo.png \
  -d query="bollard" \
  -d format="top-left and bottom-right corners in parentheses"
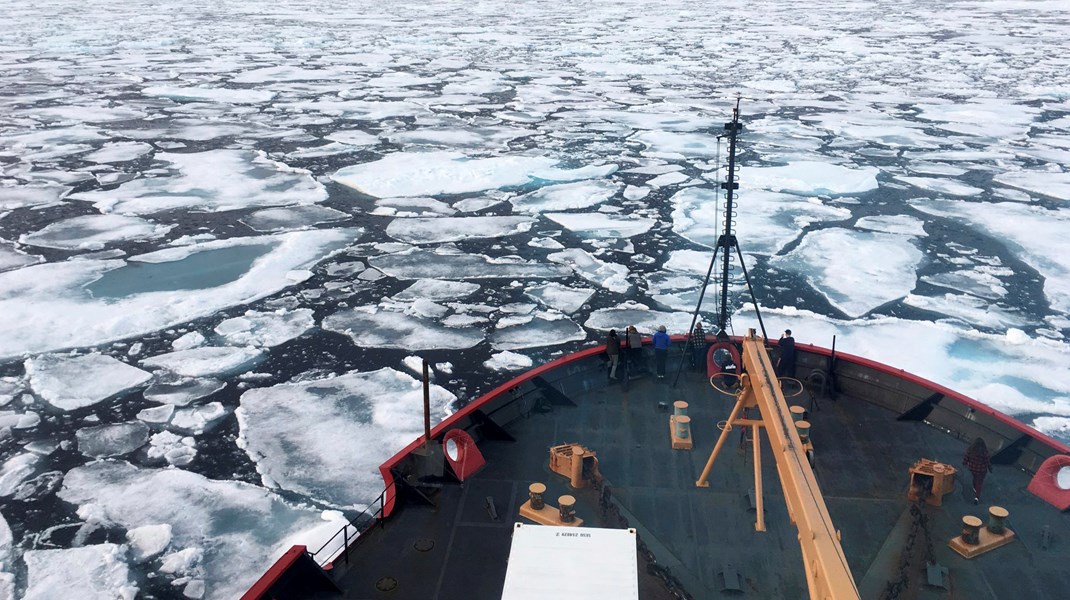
top-left (570, 446), bottom-right (585, 489)
top-left (961, 515), bottom-right (982, 545)
top-left (675, 415), bottom-right (691, 439)
top-left (988, 506), bottom-right (1009, 534)
top-left (559, 495), bottom-right (576, 523)
top-left (674, 401), bottom-right (689, 417)
top-left (795, 420), bottom-right (811, 445)
top-left (790, 405), bottom-right (806, 422)
top-left (529, 482), bottom-right (546, 510)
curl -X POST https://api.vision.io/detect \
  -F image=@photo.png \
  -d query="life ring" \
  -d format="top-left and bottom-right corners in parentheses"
top-left (706, 341), bottom-right (741, 379)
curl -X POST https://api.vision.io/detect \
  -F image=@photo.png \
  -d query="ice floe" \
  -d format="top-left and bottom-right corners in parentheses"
top-left (393, 279), bottom-right (480, 301)
top-left (170, 402), bottom-right (229, 435)
top-left (632, 131), bottom-right (721, 158)
top-left (855, 215), bottom-right (926, 237)
top-left (0, 183), bottom-right (71, 210)
top-left (214, 309), bottom-right (314, 348)
top-left (993, 171), bottom-right (1070, 202)
top-left (241, 206), bottom-right (351, 233)
top-left (484, 351), bottom-right (533, 371)
top-left (0, 242), bottom-right (43, 273)
top-left (544, 213), bottom-right (655, 238)
top-left (76, 422), bottom-right (150, 458)
top-left (332, 151), bottom-right (615, 198)
top-left (20, 214), bottom-right (174, 250)
top-left (143, 376), bottom-right (225, 407)
top-left (25, 354), bottom-right (151, 411)
top-left (370, 247), bottom-right (571, 280)
top-left (548, 249), bottom-right (631, 293)
top-left (236, 368), bottom-right (455, 507)
top-left (141, 347), bottom-right (264, 377)
top-left (0, 229), bottom-right (359, 359)
top-left (894, 176), bottom-right (983, 197)
top-left (584, 303), bottom-right (694, 334)
top-left (523, 283), bottom-right (595, 314)
top-left (510, 180), bottom-right (620, 214)
top-left (747, 162), bottom-right (880, 196)
top-left (374, 196), bottom-right (457, 217)
top-left (82, 142), bottom-right (153, 164)
top-left (23, 544), bottom-right (137, 600)
top-left (490, 314), bottom-right (587, 350)
top-left (385, 216), bottom-right (534, 244)
top-left (147, 431), bottom-right (197, 466)
top-left (127, 524), bottom-right (172, 563)
top-left (142, 86), bottom-right (275, 104)
top-left (70, 150), bottom-right (328, 215)
top-left (0, 453), bottom-right (38, 497)
top-left (323, 306), bottom-right (484, 350)
top-left (771, 229), bottom-right (923, 318)
top-left (58, 461), bottom-right (344, 599)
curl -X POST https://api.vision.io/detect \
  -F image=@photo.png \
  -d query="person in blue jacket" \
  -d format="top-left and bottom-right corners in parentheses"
top-left (653, 325), bottom-right (671, 379)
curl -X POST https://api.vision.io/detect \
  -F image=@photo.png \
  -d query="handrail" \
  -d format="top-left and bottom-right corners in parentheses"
top-left (308, 481), bottom-right (395, 568)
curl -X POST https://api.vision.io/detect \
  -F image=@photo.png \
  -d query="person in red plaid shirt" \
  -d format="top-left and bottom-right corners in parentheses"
top-left (963, 437), bottom-right (993, 504)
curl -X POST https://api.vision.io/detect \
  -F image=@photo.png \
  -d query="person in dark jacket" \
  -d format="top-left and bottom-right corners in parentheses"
top-left (653, 325), bottom-right (671, 379)
top-left (625, 325), bottom-right (643, 373)
top-left (963, 437), bottom-right (992, 504)
top-left (605, 329), bottom-right (620, 380)
top-left (690, 322), bottom-right (707, 371)
top-left (776, 329), bottom-right (796, 378)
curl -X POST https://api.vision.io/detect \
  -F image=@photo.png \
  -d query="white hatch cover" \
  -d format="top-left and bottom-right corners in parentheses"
top-left (501, 523), bottom-right (639, 600)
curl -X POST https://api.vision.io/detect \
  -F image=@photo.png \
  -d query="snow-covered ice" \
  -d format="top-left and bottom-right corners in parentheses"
top-left (385, 216), bottom-right (534, 244)
top-left (490, 315), bottom-right (587, 350)
top-left (23, 544), bottom-right (137, 600)
top-left (236, 368), bottom-right (455, 507)
top-left (241, 206), bottom-right (351, 233)
top-left (393, 279), bottom-right (481, 301)
top-left (142, 347), bottom-right (264, 377)
top-left (371, 248), bottom-right (571, 280)
top-left (324, 307), bottom-right (484, 350)
top-left (25, 354), bottom-right (151, 411)
top-left (544, 213), bottom-right (655, 238)
top-left (510, 180), bottom-right (620, 214)
top-left (484, 351), bottom-right (534, 371)
top-left (143, 376), bottom-right (225, 407)
top-left (170, 402), bottom-right (229, 435)
top-left (126, 524), bottom-right (173, 563)
top-left (772, 229), bottom-right (923, 318)
top-left (214, 309), bottom-right (315, 348)
top-left (20, 214), bottom-right (174, 251)
top-left (548, 249), bottom-right (631, 293)
top-left (0, 242), bottom-right (43, 273)
top-left (332, 151), bottom-right (616, 198)
top-left (585, 303), bottom-right (694, 334)
top-left (76, 422), bottom-right (150, 458)
top-left (523, 283), bottom-right (595, 314)
top-left (748, 162), bottom-right (880, 196)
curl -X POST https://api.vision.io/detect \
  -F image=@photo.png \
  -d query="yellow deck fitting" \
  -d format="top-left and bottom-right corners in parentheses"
top-left (908, 459), bottom-right (957, 506)
top-left (670, 415), bottom-right (693, 450)
top-left (949, 507), bottom-right (1015, 558)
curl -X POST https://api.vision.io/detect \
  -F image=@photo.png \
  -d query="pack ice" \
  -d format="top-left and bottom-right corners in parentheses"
top-left (23, 544), bottom-right (137, 600)
top-left (25, 354), bottom-right (151, 411)
top-left (19, 215), bottom-right (173, 251)
top-left (323, 307), bottom-right (484, 350)
top-left (236, 368), bottom-right (455, 508)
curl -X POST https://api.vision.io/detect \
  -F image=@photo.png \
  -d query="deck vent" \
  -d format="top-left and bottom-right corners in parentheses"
top-left (375, 576), bottom-right (398, 592)
top-left (414, 538), bottom-right (434, 552)
top-left (719, 564), bottom-right (743, 592)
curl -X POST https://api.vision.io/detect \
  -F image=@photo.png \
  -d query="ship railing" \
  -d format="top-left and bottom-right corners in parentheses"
top-left (307, 481), bottom-right (394, 568)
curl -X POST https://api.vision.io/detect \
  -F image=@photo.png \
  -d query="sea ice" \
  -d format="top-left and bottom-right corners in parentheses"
top-left (214, 309), bottom-right (315, 348)
top-left (584, 303), bottom-right (695, 334)
top-left (170, 403), bottom-right (228, 435)
top-left (903, 293), bottom-right (1025, 329)
top-left (993, 171), bottom-right (1070, 202)
top-left (126, 524), bottom-right (172, 563)
top-left (771, 229), bottom-right (923, 318)
top-left (76, 422), bottom-right (150, 458)
top-left (146, 431), bottom-right (197, 466)
top-left (370, 248), bottom-right (571, 280)
top-left (0, 242), bottom-right (43, 273)
top-left (921, 270), bottom-right (1007, 300)
top-left (548, 249), bottom-right (631, 293)
top-left (632, 131), bottom-right (722, 158)
top-left (136, 404), bottom-right (175, 425)
top-left (894, 176), bottom-right (983, 197)
top-left (141, 347), bottom-right (264, 377)
top-left (0, 453), bottom-right (38, 497)
top-left (20, 214), bottom-right (174, 251)
top-left (911, 199), bottom-right (1070, 313)
top-left (143, 376), bottom-right (225, 407)
top-left (510, 180), bottom-right (620, 214)
top-left (23, 544), bottom-right (137, 600)
top-left (241, 206), bottom-right (351, 233)
top-left (0, 228), bottom-right (360, 359)
top-left (236, 368), bottom-right (455, 507)
top-left (523, 283), bottom-right (595, 314)
top-left (747, 162), bottom-right (880, 196)
top-left (0, 183), bottom-right (71, 210)
top-left (484, 351), bottom-right (533, 371)
top-left (393, 279), bottom-right (480, 301)
top-left (142, 86), bottom-right (275, 104)
top-left (544, 213), bottom-right (656, 238)
top-left (385, 216), bottom-right (534, 244)
top-left (332, 151), bottom-right (615, 198)
top-left (323, 307), bottom-right (484, 350)
top-left (324, 130), bottom-right (379, 146)
top-left (70, 150), bottom-right (328, 215)
top-left (374, 196), bottom-right (457, 217)
top-left (25, 354), bottom-right (151, 411)
top-left (855, 215), bottom-right (926, 237)
top-left (490, 315), bottom-right (586, 350)
top-left (172, 332), bottom-right (206, 351)
top-left (82, 142), bottom-right (153, 164)
top-left (58, 461), bottom-right (345, 600)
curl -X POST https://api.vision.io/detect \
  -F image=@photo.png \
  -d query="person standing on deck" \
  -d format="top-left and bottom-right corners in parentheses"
top-left (605, 329), bottom-right (620, 380)
top-left (653, 325), bottom-right (671, 380)
top-left (963, 437), bottom-right (993, 504)
top-left (776, 329), bottom-right (796, 378)
top-left (625, 325), bottom-right (643, 373)
top-left (690, 322), bottom-right (707, 371)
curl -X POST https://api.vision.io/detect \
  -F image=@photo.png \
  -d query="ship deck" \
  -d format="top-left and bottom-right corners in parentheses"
top-left (320, 354), bottom-right (1070, 599)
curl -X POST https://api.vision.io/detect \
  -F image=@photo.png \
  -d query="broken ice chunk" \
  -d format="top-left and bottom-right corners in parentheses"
top-left (547, 249), bottom-right (631, 293)
top-left (484, 351), bottom-right (533, 371)
top-left (490, 315), bottom-right (586, 350)
top-left (141, 347), bottom-right (264, 377)
top-left (241, 206), bottom-right (351, 233)
top-left (143, 376), bottom-right (225, 407)
top-left (371, 248), bottom-right (571, 280)
top-left (510, 180), bottom-right (620, 214)
top-left (393, 279), bottom-right (480, 301)
top-left (523, 283), bottom-right (595, 314)
top-left (544, 213), bottom-right (655, 238)
top-left (76, 422), bottom-right (150, 458)
top-left (25, 354), bottom-right (151, 411)
top-left (23, 543), bottom-right (137, 600)
top-left (385, 216), bottom-right (533, 244)
top-left (170, 402), bottom-right (228, 435)
top-left (126, 524), bottom-right (172, 563)
top-left (214, 309), bottom-right (315, 348)
top-left (20, 215), bottom-right (174, 251)
top-left (323, 307), bottom-right (484, 350)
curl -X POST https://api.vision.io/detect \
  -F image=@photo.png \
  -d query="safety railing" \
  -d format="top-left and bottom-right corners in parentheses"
top-left (308, 482), bottom-right (395, 568)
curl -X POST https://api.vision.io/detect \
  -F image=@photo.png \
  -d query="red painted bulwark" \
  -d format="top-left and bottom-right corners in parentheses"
top-left (242, 545), bottom-right (306, 600)
top-left (442, 429), bottom-right (486, 481)
top-left (1028, 454), bottom-right (1070, 510)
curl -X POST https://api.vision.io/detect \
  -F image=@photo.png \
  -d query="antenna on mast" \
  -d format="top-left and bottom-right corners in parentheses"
top-left (673, 96), bottom-right (768, 386)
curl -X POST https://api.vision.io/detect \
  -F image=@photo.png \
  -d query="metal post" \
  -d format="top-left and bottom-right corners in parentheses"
top-left (733, 242), bottom-right (768, 342)
top-left (753, 423), bottom-right (765, 532)
top-left (344, 525), bottom-right (350, 564)
top-left (696, 394), bottom-right (748, 487)
top-left (422, 359), bottom-right (431, 444)
top-left (672, 244), bottom-right (721, 388)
